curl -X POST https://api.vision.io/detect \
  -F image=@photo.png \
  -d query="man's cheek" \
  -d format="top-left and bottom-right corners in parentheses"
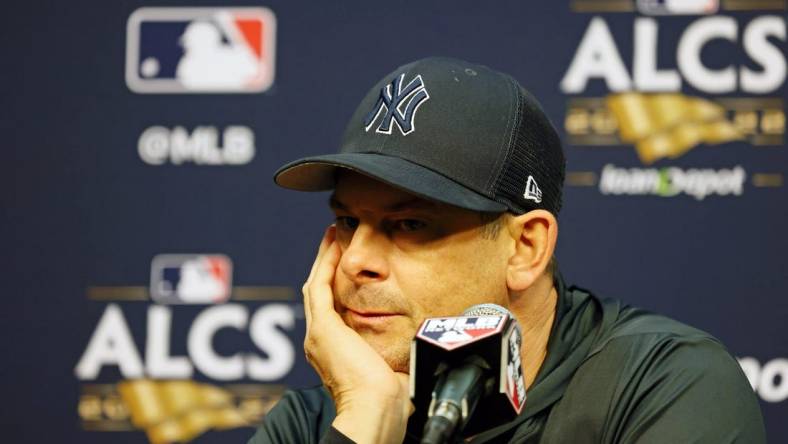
top-left (332, 272), bottom-right (350, 301)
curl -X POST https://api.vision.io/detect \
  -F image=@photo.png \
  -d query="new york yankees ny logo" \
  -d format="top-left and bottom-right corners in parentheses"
top-left (364, 73), bottom-right (430, 136)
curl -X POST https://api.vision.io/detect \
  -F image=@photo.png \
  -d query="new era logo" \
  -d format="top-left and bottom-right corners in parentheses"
top-left (125, 7), bottom-right (276, 93)
top-left (524, 175), bottom-right (542, 203)
top-left (364, 73), bottom-right (430, 136)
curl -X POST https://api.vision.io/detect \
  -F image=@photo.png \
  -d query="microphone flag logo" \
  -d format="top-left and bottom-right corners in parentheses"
top-left (417, 315), bottom-right (506, 351)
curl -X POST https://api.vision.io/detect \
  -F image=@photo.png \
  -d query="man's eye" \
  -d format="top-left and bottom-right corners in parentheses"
top-left (395, 219), bottom-right (426, 232)
top-left (335, 216), bottom-right (359, 230)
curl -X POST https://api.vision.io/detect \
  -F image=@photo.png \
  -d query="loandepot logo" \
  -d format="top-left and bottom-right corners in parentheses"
top-left (561, 2), bottom-right (786, 198)
top-left (599, 164), bottom-right (745, 199)
top-left (76, 254), bottom-right (298, 443)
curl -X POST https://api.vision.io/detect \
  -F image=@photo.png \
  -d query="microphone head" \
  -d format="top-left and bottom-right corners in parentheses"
top-left (411, 302), bottom-right (527, 438)
top-left (462, 303), bottom-right (526, 416)
top-left (463, 303), bottom-right (521, 335)
top-left (462, 303), bottom-right (509, 317)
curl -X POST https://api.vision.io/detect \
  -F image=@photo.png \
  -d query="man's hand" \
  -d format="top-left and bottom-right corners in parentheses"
top-left (303, 226), bottom-right (412, 444)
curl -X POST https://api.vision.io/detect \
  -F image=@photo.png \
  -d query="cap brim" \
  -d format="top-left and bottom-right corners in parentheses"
top-left (274, 153), bottom-right (507, 212)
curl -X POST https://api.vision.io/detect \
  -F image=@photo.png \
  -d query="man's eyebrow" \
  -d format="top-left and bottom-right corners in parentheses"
top-left (328, 195), bottom-right (347, 211)
top-left (328, 194), bottom-right (438, 212)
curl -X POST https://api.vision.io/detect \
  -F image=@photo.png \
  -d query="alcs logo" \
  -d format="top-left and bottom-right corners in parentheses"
top-left (560, 4), bottom-right (786, 198)
top-left (126, 7), bottom-right (277, 93)
top-left (76, 256), bottom-right (298, 442)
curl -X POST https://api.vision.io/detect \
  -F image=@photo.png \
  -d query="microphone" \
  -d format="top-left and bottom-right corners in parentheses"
top-left (409, 304), bottom-right (526, 444)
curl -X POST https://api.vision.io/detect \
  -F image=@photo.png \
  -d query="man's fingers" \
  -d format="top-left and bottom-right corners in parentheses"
top-left (308, 241), bottom-right (342, 316)
top-left (303, 237), bottom-right (341, 369)
top-left (306, 225), bottom-right (336, 284)
top-left (304, 225), bottom-right (336, 326)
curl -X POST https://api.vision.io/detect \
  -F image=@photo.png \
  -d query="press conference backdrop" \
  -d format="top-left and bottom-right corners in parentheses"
top-left (3, 0), bottom-right (786, 442)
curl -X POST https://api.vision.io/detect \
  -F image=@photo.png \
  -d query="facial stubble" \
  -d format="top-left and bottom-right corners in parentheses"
top-left (335, 286), bottom-right (417, 374)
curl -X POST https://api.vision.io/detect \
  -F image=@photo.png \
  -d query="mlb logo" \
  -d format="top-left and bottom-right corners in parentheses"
top-left (150, 254), bottom-right (233, 304)
top-left (126, 7), bottom-right (276, 93)
top-left (636, 0), bottom-right (719, 15)
top-left (417, 316), bottom-right (505, 351)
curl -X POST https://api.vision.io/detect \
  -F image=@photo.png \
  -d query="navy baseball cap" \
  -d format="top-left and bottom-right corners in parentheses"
top-left (274, 56), bottom-right (565, 215)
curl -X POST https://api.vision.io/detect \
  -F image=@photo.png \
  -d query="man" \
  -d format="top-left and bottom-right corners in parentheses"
top-left (249, 57), bottom-right (765, 443)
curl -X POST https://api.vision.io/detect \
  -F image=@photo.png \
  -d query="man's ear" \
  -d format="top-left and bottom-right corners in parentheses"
top-left (506, 210), bottom-right (558, 291)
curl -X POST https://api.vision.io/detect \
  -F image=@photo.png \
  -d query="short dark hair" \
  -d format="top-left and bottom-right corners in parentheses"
top-left (478, 212), bottom-right (504, 240)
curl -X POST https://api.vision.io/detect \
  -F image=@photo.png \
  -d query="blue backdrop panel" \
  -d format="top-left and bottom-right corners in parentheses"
top-left (2, 0), bottom-right (786, 443)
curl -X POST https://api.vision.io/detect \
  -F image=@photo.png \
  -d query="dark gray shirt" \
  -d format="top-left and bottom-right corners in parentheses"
top-left (249, 275), bottom-right (766, 443)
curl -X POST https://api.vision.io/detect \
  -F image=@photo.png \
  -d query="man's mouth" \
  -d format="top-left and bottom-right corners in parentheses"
top-left (345, 307), bottom-right (401, 329)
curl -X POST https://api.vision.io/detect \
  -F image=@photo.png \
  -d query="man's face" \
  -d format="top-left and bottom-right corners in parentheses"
top-left (330, 172), bottom-right (513, 373)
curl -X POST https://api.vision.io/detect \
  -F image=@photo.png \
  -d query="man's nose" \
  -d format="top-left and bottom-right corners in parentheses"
top-left (339, 224), bottom-right (390, 284)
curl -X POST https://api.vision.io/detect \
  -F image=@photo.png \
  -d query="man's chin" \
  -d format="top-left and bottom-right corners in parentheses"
top-left (385, 355), bottom-right (410, 374)
top-left (360, 333), bottom-right (411, 373)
